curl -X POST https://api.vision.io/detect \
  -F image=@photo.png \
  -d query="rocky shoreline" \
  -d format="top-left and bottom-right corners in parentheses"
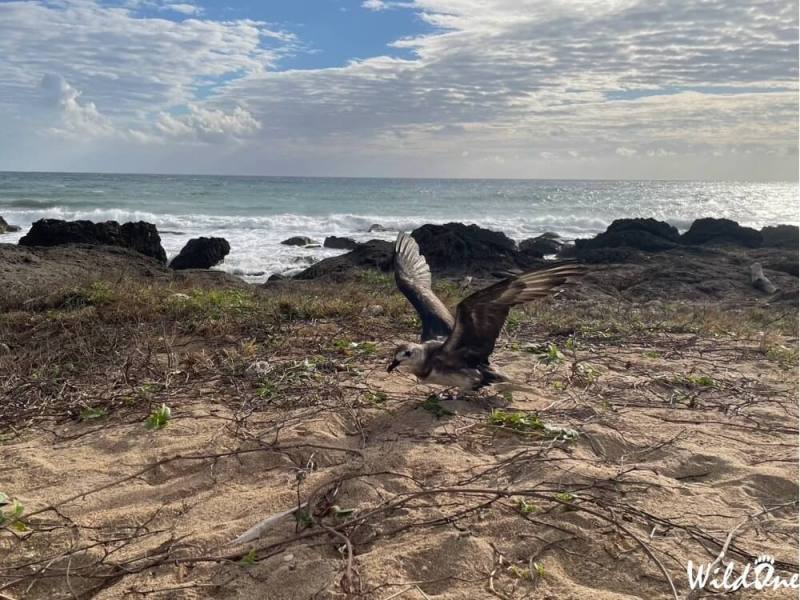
top-left (0, 216), bottom-right (797, 307)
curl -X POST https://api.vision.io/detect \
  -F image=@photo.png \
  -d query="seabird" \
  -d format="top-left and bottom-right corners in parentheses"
top-left (387, 232), bottom-right (584, 392)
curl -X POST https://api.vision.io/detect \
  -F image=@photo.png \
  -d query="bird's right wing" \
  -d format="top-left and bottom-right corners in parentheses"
top-left (442, 262), bottom-right (584, 366)
top-left (394, 232), bottom-right (455, 341)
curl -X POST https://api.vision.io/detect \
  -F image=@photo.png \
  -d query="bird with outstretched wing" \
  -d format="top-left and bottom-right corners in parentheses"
top-left (387, 232), bottom-right (584, 391)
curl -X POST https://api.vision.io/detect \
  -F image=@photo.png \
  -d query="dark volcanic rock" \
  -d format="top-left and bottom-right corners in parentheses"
top-left (19, 219), bottom-right (167, 263)
top-left (519, 234), bottom-right (563, 258)
top-left (297, 223), bottom-right (540, 278)
top-left (411, 223), bottom-right (518, 272)
top-left (324, 236), bottom-right (358, 250)
top-left (294, 240), bottom-right (393, 280)
top-left (281, 236), bottom-right (318, 246)
top-left (169, 237), bottom-right (230, 270)
top-left (567, 244), bottom-right (798, 305)
top-left (575, 218), bottom-right (680, 260)
top-left (764, 260), bottom-right (799, 277)
top-left (761, 225), bottom-right (798, 248)
top-left (557, 242), bottom-right (577, 258)
top-left (367, 224), bottom-right (386, 233)
top-left (606, 218), bottom-right (681, 242)
top-left (681, 218), bottom-right (762, 248)
top-left (0, 217), bottom-right (20, 233)
top-left (578, 247), bottom-right (643, 264)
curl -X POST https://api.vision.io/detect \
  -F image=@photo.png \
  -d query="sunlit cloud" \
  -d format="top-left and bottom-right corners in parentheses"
top-left (0, 0), bottom-right (796, 179)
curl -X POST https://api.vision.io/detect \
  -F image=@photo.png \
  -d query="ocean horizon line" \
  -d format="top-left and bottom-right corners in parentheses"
top-left (0, 169), bottom-right (796, 185)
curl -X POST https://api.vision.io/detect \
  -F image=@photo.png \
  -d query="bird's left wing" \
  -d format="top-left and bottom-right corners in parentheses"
top-left (442, 262), bottom-right (584, 366)
top-left (394, 232), bottom-right (455, 341)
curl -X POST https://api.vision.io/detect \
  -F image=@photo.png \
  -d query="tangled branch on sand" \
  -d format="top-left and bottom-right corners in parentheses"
top-left (0, 273), bottom-right (797, 599)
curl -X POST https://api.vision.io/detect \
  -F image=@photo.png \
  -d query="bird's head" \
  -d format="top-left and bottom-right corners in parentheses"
top-left (387, 342), bottom-right (424, 373)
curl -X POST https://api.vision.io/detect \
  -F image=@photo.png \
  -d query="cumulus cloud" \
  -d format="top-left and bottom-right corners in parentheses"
top-left (0, 1), bottom-right (287, 119)
top-left (163, 3), bottom-right (201, 16)
top-left (156, 105), bottom-right (261, 143)
top-left (0, 0), bottom-right (796, 178)
top-left (39, 74), bottom-right (115, 138)
top-left (212, 0), bottom-right (797, 177)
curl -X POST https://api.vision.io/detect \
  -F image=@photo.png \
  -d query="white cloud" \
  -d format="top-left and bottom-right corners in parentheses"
top-left (163, 3), bottom-right (201, 16)
top-left (362, 0), bottom-right (390, 10)
top-left (156, 105), bottom-right (261, 142)
top-left (39, 73), bottom-right (115, 138)
top-left (0, 0), bottom-right (796, 178)
top-left (0, 1), bottom-right (287, 120)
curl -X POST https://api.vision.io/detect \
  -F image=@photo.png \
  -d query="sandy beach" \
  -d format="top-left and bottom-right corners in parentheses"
top-left (0, 219), bottom-right (797, 599)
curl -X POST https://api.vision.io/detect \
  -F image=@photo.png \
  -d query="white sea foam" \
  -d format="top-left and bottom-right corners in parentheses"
top-left (0, 208), bottom-right (622, 282)
top-left (1, 176), bottom-right (796, 284)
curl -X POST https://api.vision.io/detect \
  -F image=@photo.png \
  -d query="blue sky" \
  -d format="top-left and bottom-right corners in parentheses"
top-left (0, 0), bottom-right (797, 179)
top-left (123, 0), bottom-right (434, 69)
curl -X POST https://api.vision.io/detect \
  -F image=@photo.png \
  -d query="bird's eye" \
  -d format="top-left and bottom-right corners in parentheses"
top-left (404, 351), bottom-right (411, 357)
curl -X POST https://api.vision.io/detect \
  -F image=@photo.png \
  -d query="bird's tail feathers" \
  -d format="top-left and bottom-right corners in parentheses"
top-left (479, 369), bottom-right (537, 394)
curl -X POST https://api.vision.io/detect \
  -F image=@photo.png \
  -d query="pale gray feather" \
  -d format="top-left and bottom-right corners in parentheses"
top-left (393, 232), bottom-right (455, 341)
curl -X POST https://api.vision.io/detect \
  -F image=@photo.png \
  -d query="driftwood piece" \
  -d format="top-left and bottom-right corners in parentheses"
top-left (750, 262), bottom-right (777, 294)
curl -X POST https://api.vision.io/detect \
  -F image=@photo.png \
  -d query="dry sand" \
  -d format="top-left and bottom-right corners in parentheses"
top-left (2, 320), bottom-right (797, 599)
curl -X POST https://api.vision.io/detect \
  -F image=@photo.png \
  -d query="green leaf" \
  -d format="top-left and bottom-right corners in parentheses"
top-left (488, 410), bottom-right (544, 432)
top-left (517, 499), bottom-right (536, 515)
top-left (554, 492), bottom-right (577, 511)
top-left (240, 549), bottom-right (257, 566)
top-left (145, 404), bottom-right (171, 430)
top-left (421, 395), bottom-right (454, 418)
top-left (12, 520), bottom-right (29, 532)
top-left (80, 406), bottom-right (107, 421)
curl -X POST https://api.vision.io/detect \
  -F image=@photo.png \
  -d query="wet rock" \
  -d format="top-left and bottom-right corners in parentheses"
top-left (557, 242), bottom-right (577, 258)
top-left (19, 219), bottom-right (167, 263)
top-left (411, 222), bottom-right (518, 273)
top-left (681, 218), bottom-right (762, 248)
top-left (281, 236), bottom-right (318, 246)
top-left (169, 237), bottom-right (230, 270)
top-left (575, 218), bottom-right (680, 260)
top-left (323, 236), bottom-right (358, 250)
top-left (367, 224), bottom-right (386, 233)
top-left (291, 256), bottom-right (318, 265)
top-left (0, 216), bottom-right (20, 233)
top-left (761, 225), bottom-right (798, 248)
top-left (294, 240), bottom-right (393, 279)
top-left (519, 234), bottom-right (563, 257)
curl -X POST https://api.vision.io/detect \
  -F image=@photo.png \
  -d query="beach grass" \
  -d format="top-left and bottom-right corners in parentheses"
top-left (0, 272), bottom-right (796, 599)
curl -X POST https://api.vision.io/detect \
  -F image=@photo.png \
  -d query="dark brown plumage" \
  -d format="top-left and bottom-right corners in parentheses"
top-left (389, 232), bottom-right (585, 391)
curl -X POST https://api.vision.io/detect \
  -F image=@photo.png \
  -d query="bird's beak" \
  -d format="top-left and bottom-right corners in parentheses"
top-left (387, 359), bottom-right (400, 373)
